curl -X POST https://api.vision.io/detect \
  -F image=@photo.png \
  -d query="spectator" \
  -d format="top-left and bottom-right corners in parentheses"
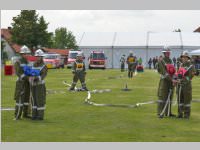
top-left (138, 57), bottom-right (143, 65)
top-left (148, 58), bottom-right (153, 69)
top-left (153, 57), bottom-right (156, 69)
top-left (173, 57), bottom-right (176, 67)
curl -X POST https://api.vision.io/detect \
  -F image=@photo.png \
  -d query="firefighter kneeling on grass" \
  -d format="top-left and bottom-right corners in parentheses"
top-left (157, 46), bottom-right (176, 118)
top-left (69, 53), bottom-right (88, 91)
top-left (30, 49), bottom-right (48, 120)
top-left (14, 45), bottom-right (31, 120)
top-left (173, 51), bottom-right (196, 119)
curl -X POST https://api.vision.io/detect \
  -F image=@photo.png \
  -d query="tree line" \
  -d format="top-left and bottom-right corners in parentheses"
top-left (10, 10), bottom-right (78, 50)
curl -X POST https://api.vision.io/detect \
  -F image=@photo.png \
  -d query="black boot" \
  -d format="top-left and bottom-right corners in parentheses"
top-left (169, 113), bottom-right (176, 117)
top-left (32, 109), bottom-right (38, 120)
top-left (177, 113), bottom-right (183, 118)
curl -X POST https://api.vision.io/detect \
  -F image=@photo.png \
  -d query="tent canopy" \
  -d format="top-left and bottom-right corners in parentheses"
top-left (77, 32), bottom-right (200, 47)
top-left (190, 49), bottom-right (200, 56)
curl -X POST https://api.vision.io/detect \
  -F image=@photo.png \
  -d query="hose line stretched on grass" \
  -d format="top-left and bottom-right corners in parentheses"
top-left (63, 81), bottom-right (170, 109)
top-left (84, 91), bottom-right (156, 108)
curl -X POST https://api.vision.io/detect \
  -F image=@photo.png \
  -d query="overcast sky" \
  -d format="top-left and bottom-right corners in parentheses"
top-left (1, 10), bottom-right (200, 35)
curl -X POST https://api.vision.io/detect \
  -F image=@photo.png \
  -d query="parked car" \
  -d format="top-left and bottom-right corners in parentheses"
top-left (88, 51), bottom-right (106, 69)
top-left (43, 53), bottom-right (63, 69)
top-left (67, 50), bottom-right (83, 68)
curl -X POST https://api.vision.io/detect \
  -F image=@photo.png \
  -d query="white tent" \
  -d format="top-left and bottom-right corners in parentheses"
top-left (190, 49), bottom-right (200, 56)
top-left (77, 32), bottom-right (200, 68)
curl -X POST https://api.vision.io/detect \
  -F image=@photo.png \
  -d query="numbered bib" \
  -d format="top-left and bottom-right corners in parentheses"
top-left (76, 63), bottom-right (84, 70)
top-left (128, 57), bottom-right (134, 63)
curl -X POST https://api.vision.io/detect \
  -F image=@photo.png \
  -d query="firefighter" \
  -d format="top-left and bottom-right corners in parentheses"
top-left (69, 53), bottom-right (88, 91)
top-left (30, 49), bottom-right (48, 120)
top-left (126, 51), bottom-right (137, 78)
top-left (120, 54), bottom-right (126, 72)
top-left (175, 51), bottom-right (195, 119)
top-left (14, 45), bottom-right (31, 120)
top-left (157, 46), bottom-right (176, 118)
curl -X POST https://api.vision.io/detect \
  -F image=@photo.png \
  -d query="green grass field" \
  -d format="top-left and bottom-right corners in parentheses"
top-left (1, 68), bottom-right (200, 142)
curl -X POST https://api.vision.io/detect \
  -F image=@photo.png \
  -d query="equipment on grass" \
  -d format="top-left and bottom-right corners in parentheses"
top-left (159, 89), bottom-right (172, 118)
top-left (121, 83), bottom-right (131, 91)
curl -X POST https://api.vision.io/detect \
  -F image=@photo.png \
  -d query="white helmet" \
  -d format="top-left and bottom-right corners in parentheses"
top-left (129, 51), bottom-right (133, 56)
top-left (34, 49), bottom-right (45, 57)
top-left (20, 45), bottom-right (31, 54)
top-left (181, 50), bottom-right (190, 59)
top-left (162, 46), bottom-right (171, 53)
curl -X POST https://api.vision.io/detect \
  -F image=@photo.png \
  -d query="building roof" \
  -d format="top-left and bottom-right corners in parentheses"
top-left (1, 28), bottom-right (23, 52)
top-left (1, 28), bottom-right (12, 40)
top-left (42, 48), bottom-right (69, 56)
top-left (1, 28), bottom-right (70, 55)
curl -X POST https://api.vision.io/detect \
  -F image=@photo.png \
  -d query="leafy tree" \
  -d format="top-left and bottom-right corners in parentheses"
top-left (11, 10), bottom-right (52, 49)
top-left (54, 27), bottom-right (78, 49)
top-left (36, 16), bottom-right (53, 48)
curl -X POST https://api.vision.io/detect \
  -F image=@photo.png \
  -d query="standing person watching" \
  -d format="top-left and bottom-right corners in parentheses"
top-left (120, 54), bottom-right (126, 72)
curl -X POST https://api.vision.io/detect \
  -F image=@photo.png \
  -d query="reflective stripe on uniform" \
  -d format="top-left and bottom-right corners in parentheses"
top-left (16, 103), bottom-right (23, 106)
top-left (179, 103), bottom-right (184, 106)
top-left (32, 106), bottom-right (37, 109)
top-left (185, 104), bottom-right (191, 107)
top-left (20, 64), bottom-right (27, 67)
top-left (23, 103), bottom-right (29, 106)
top-left (37, 107), bottom-right (45, 110)
top-left (157, 100), bottom-right (164, 103)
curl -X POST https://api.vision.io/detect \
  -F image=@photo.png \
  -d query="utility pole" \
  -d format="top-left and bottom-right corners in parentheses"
top-left (112, 32), bottom-right (117, 68)
top-left (146, 31), bottom-right (150, 68)
top-left (179, 31), bottom-right (184, 53)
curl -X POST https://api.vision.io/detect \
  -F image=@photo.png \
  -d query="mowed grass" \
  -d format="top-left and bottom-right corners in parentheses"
top-left (1, 68), bottom-right (200, 142)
